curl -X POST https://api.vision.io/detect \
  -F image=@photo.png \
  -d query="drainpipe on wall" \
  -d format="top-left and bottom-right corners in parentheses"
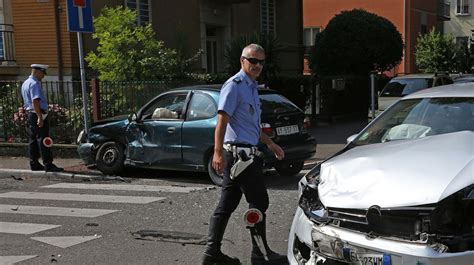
top-left (54, 0), bottom-right (63, 82)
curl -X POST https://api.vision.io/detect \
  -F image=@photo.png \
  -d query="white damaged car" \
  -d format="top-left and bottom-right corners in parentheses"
top-left (288, 83), bottom-right (474, 265)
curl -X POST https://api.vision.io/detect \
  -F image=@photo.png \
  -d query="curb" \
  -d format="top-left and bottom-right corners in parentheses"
top-left (0, 169), bottom-right (102, 181)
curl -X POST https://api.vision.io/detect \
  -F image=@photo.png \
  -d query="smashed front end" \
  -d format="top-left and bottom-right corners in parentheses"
top-left (288, 165), bottom-right (474, 265)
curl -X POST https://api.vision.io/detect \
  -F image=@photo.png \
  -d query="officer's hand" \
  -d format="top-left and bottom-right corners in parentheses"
top-left (268, 143), bottom-right (284, 160)
top-left (212, 151), bottom-right (225, 175)
top-left (37, 117), bottom-right (44, 128)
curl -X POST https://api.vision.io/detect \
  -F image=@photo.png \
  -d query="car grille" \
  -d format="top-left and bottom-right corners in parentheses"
top-left (327, 206), bottom-right (435, 240)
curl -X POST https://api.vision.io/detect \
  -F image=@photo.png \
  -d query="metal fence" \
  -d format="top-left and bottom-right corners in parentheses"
top-left (0, 79), bottom-right (201, 144)
top-left (0, 80), bottom-right (90, 144)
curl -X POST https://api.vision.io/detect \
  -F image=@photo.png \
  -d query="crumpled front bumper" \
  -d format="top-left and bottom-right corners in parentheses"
top-left (288, 207), bottom-right (474, 265)
top-left (77, 143), bottom-right (95, 165)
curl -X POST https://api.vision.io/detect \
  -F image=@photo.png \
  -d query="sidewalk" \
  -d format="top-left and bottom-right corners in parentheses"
top-left (0, 118), bottom-right (368, 177)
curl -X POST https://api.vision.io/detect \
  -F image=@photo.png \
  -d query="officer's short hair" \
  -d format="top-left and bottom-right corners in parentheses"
top-left (242, 44), bottom-right (265, 57)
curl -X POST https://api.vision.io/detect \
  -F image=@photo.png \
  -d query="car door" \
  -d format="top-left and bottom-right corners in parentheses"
top-left (181, 91), bottom-right (218, 168)
top-left (126, 92), bottom-right (188, 166)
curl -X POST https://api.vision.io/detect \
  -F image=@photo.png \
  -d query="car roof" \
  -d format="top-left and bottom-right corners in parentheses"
top-left (168, 84), bottom-right (280, 94)
top-left (403, 83), bottom-right (474, 99)
top-left (391, 73), bottom-right (448, 80)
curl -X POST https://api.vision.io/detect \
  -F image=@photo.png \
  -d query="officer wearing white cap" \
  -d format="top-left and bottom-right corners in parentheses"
top-left (20, 64), bottom-right (63, 172)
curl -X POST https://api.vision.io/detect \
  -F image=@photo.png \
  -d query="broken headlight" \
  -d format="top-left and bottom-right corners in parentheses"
top-left (428, 184), bottom-right (474, 252)
top-left (299, 164), bottom-right (329, 224)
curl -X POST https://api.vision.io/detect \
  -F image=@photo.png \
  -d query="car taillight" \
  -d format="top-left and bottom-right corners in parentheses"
top-left (303, 117), bottom-right (310, 133)
top-left (261, 123), bottom-right (274, 137)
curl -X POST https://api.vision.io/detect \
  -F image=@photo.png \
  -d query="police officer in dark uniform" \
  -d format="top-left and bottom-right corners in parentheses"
top-left (21, 64), bottom-right (63, 172)
top-left (202, 44), bottom-right (287, 264)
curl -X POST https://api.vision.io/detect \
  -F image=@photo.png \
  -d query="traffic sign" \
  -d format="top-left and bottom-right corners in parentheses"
top-left (66, 0), bottom-right (93, 33)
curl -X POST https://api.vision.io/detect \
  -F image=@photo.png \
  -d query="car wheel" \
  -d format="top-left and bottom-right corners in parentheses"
top-left (95, 141), bottom-right (125, 175)
top-left (275, 160), bottom-right (304, 176)
top-left (207, 154), bottom-right (224, 187)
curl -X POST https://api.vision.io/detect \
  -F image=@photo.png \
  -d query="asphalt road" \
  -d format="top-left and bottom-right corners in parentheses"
top-left (0, 119), bottom-right (368, 265)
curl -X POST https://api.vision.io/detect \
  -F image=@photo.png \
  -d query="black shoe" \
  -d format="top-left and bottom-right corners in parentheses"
top-left (30, 163), bottom-right (45, 171)
top-left (202, 251), bottom-right (240, 265)
top-left (45, 164), bottom-right (64, 172)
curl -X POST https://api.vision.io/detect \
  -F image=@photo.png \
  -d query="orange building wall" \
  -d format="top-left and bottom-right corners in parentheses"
top-left (11, 0), bottom-right (77, 76)
top-left (304, 0), bottom-right (438, 74)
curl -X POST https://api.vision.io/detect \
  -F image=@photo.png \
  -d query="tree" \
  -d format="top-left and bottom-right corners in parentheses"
top-left (310, 9), bottom-right (403, 76)
top-left (224, 33), bottom-right (284, 82)
top-left (85, 7), bottom-right (179, 81)
top-left (415, 29), bottom-right (467, 73)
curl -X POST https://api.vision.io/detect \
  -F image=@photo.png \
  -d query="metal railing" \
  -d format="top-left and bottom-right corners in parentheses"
top-left (0, 81), bottom-right (90, 144)
top-left (0, 24), bottom-right (16, 62)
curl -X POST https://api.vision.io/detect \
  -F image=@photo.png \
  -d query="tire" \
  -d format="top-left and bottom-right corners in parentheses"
top-left (274, 160), bottom-right (304, 177)
top-left (95, 141), bottom-right (125, 175)
top-left (207, 154), bottom-right (224, 187)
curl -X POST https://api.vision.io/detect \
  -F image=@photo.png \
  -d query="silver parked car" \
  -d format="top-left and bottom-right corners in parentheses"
top-left (288, 83), bottom-right (474, 265)
top-left (378, 73), bottom-right (453, 114)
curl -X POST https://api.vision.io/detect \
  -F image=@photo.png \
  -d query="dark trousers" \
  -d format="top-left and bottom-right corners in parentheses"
top-left (213, 150), bottom-right (269, 219)
top-left (27, 112), bottom-right (53, 166)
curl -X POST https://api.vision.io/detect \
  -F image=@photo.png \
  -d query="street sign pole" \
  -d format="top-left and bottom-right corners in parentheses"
top-left (77, 32), bottom-right (90, 133)
top-left (66, 0), bottom-right (93, 133)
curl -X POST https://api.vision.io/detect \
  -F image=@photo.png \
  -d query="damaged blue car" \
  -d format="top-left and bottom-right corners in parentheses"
top-left (77, 85), bottom-right (317, 186)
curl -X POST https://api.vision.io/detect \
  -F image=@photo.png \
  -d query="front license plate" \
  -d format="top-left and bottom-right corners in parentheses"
top-left (276, 125), bottom-right (299, 136)
top-left (348, 252), bottom-right (386, 265)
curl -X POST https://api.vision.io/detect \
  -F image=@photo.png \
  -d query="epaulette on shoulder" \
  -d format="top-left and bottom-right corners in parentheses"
top-left (232, 77), bottom-right (242, 83)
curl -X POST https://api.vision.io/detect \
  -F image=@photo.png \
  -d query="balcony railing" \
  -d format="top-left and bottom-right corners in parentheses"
top-left (437, 1), bottom-right (450, 21)
top-left (0, 24), bottom-right (16, 63)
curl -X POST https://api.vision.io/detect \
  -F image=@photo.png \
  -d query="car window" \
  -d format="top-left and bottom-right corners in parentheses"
top-left (260, 93), bottom-right (300, 115)
top-left (141, 93), bottom-right (188, 120)
top-left (354, 97), bottom-right (474, 145)
top-left (442, 77), bottom-right (453, 85)
top-left (380, 78), bottom-right (433, 97)
top-left (186, 92), bottom-right (217, 121)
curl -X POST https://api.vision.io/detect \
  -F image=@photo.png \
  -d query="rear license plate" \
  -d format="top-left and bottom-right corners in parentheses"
top-left (276, 125), bottom-right (299, 136)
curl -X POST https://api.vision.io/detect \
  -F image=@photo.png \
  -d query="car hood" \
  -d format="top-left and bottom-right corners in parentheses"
top-left (318, 131), bottom-right (474, 208)
top-left (92, 114), bottom-right (130, 126)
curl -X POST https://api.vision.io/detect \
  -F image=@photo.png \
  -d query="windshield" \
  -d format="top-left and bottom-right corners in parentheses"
top-left (380, 78), bottom-right (433, 97)
top-left (353, 97), bottom-right (474, 146)
top-left (259, 93), bottom-right (301, 115)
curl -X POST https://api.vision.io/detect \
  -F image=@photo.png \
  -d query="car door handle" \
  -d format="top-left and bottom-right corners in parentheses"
top-left (167, 127), bottom-right (176, 133)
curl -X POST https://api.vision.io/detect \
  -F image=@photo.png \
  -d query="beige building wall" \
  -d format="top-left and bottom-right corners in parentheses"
top-left (443, 0), bottom-right (473, 45)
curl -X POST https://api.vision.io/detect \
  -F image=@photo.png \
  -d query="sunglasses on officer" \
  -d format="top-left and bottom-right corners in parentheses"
top-left (242, 56), bottom-right (265, 66)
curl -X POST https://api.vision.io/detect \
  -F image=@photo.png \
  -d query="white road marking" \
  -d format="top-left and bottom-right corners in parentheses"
top-left (0, 255), bottom-right (37, 264)
top-left (31, 235), bottom-right (102, 248)
top-left (0, 204), bottom-right (117, 218)
top-left (0, 192), bottom-right (164, 204)
top-left (42, 183), bottom-right (206, 193)
top-left (0, 222), bottom-right (60, 235)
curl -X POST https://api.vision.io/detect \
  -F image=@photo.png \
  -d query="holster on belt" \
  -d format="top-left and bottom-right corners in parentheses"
top-left (224, 144), bottom-right (261, 179)
top-left (230, 150), bottom-right (254, 179)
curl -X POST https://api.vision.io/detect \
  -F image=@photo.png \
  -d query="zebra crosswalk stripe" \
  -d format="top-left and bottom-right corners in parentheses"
top-left (0, 204), bottom-right (118, 218)
top-left (0, 222), bottom-right (60, 235)
top-left (0, 192), bottom-right (164, 204)
top-left (0, 255), bottom-right (37, 264)
top-left (42, 183), bottom-right (207, 193)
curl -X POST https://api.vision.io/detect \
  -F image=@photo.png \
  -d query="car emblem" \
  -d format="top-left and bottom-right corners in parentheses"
top-left (366, 205), bottom-right (382, 225)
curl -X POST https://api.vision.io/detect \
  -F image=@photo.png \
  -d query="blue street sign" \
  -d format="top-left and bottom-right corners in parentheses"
top-left (66, 0), bottom-right (93, 33)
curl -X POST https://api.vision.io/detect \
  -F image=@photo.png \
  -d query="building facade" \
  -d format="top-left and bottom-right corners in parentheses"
top-left (303, 0), bottom-right (450, 75)
top-left (443, 0), bottom-right (473, 49)
top-left (0, 0), bottom-right (303, 81)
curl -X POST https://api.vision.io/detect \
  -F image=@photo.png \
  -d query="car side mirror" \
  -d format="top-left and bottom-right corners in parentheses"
top-left (128, 113), bottom-right (137, 122)
top-left (346, 134), bottom-right (358, 144)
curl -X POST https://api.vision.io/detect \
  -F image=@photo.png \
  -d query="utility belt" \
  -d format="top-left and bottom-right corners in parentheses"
top-left (223, 143), bottom-right (262, 179)
top-left (27, 109), bottom-right (48, 119)
top-left (223, 143), bottom-right (261, 158)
